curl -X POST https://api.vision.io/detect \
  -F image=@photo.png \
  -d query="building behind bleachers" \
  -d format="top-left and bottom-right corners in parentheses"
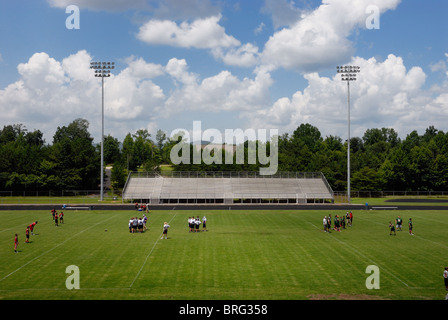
top-left (122, 171), bottom-right (334, 204)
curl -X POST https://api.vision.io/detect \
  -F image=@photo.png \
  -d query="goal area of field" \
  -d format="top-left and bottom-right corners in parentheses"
top-left (122, 171), bottom-right (334, 205)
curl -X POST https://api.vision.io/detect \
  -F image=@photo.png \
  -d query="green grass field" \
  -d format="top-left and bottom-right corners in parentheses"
top-left (0, 209), bottom-right (447, 300)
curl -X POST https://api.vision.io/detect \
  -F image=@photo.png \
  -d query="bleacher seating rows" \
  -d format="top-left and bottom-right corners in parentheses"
top-left (122, 175), bottom-right (333, 203)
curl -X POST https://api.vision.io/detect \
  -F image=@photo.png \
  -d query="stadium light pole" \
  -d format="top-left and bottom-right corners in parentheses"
top-left (90, 61), bottom-right (114, 201)
top-left (336, 65), bottom-right (360, 204)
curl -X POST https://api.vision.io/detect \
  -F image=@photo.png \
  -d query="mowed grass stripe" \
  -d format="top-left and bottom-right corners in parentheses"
top-left (129, 211), bottom-right (177, 288)
top-left (353, 211), bottom-right (447, 288)
top-left (0, 211), bottom-right (176, 292)
top-left (325, 212), bottom-right (444, 292)
top-left (0, 213), bottom-right (118, 287)
top-left (306, 222), bottom-right (375, 294)
top-left (323, 214), bottom-right (418, 290)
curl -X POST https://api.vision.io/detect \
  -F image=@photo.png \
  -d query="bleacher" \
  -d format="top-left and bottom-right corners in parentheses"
top-left (122, 172), bottom-right (334, 204)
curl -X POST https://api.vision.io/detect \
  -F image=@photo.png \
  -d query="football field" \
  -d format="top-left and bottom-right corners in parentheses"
top-left (0, 209), bottom-right (447, 300)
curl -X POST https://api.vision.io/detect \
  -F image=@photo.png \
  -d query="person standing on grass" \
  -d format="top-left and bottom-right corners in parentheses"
top-left (202, 216), bottom-right (207, 232)
top-left (143, 214), bottom-right (148, 231)
top-left (138, 217), bottom-right (143, 233)
top-left (195, 216), bottom-right (201, 233)
top-left (389, 221), bottom-right (396, 236)
top-left (327, 214), bottom-right (332, 231)
top-left (59, 212), bottom-right (64, 224)
top-left (334, 215), bottom-right (340, 232)
top-left (191, 217), bottom-right (195, 232)
top-left (323, 216), bottom-right (327, 232)
top-left (161, 222), bottom-right (170, 239)
top-left (54, 212), bottom-right (59, 227)
top-left (25, 226), bottom-right (30, 243)
top-left (396, 216), bottom-right (402, 231)
top-left (14, 233), bottom-right (19, 253)
top-left (408, 218), bottom-right (414, 235)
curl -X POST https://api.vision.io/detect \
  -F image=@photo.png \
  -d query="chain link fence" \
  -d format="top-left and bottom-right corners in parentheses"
top-left (2, 189), bottom-right (448, 205)
top-left (333, 190), bottom-right (448, 203)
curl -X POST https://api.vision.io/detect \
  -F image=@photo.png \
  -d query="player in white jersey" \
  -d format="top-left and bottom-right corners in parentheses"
top-left (161, 222), bottom-right (170, 239)
top-left (202, 216), bottom-right (207, 231)
top-left (195, 216), bottom-right (200, 232)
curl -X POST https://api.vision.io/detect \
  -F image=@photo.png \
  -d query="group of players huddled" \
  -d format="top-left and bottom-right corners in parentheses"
top-left (51, 208), bottom-right (64, 226)
top-left (128, 205), bottom-right (208, 239)
top-left (323, 212), bottom-right (353, 233)
top-left (128, 215), bottom-right (148, 233)
top-left (188, 216), bottom-right (207, 233)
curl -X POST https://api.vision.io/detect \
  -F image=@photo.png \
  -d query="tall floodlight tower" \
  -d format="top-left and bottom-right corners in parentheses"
top-left (90, 61), bottom-right (114, 201)
top-left (336, 65), bottom-right (360, 204)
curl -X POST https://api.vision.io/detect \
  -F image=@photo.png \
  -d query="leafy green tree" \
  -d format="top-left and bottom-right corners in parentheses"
top-left (103, 134), bottom-right (121, 165)
top-left (122, 133), bottom-right (136, 171)
top-left (156, 129), bottom-right (167, 150)
top-left (292, 123), bottom-right (322, 152)
top-left (352, 167), bottom-right (385, 191)
top-left (50, 119), bottom-right (100, 190)
top-left (111, 161), bottom-right (127, 189)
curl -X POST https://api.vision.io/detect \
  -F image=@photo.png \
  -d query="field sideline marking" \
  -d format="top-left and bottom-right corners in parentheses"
top-left (129, 210), bottom-right (177, 289)
top-left (0, 214), bottom-right (118, 283)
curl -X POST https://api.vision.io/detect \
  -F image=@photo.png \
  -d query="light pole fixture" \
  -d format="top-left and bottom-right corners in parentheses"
top-left (336, 65), bottom-right (360, 204)
top-left (90, 61), bottom-right (114, 201)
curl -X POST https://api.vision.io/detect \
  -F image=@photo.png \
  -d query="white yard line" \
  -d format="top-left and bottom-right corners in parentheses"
top-left (129, 210), bottom-right (177, 288)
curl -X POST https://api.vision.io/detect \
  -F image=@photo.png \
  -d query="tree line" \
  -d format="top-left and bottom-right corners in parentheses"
top-left (1, 119), bottom-right (447, 192)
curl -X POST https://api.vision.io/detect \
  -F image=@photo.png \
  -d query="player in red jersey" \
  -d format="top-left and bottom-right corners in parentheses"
top-left (14, 233), bottom-right (19, 253)
top-left (29, 221), bottom-right (38, 235)
top-left (25, 226), bottom-right (30, 243)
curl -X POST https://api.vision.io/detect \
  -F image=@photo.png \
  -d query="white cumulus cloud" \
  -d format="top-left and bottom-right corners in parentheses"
top-left (247, 54), bottom-right (436, 138)
top-left (137, 14), bottom-right (240, 49)
top-left (261, 0), bottom-right (401, 72)
top-left (0, 51), bottom-right (167, 141)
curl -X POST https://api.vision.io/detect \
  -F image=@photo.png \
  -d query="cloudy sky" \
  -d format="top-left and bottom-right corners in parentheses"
top-left (0, 0), bottom-right (447, 144)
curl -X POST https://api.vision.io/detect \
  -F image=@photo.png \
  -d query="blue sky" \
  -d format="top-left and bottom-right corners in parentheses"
top-left (0, 0), bottom-right (448, 144)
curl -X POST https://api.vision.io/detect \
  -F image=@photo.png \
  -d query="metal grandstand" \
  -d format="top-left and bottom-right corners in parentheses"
top-left (122, 171), bottom-right (334, 205)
